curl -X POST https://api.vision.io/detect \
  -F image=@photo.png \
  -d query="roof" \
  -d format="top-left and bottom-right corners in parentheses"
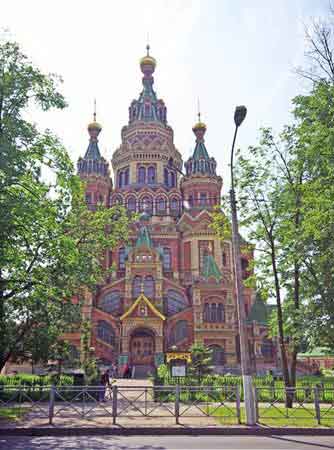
top-left (135, 225), bottom-right (153, 249)
top-left (193, 141), bottom-right (210, 161)
top-left (247, 294), bottom-right (275, 325)
top-left (202, 254), bottom-right (222, 282)
top-left (84, 140), bottom-right (102, 160)
top-left (120, 293), bottom-right (165, 321)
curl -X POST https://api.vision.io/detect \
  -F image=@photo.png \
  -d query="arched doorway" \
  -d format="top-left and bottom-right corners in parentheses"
top-left (130, 328), bottom-right (155, 366)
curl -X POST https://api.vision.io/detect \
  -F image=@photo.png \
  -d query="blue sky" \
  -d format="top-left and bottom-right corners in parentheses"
top-left (2, 0), bottom-right (329, 191)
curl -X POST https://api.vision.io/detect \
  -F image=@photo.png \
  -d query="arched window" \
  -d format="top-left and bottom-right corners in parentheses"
top-left (210, 303), bottom-right (217, 322)
top-left (97, 320), bottom-right (115, 345)
top-left (118, 247), bottom-right (126, 270)
top-left (203, 302), bottom-right (225, 323)
top-left (127, 196), bottom-right (137, 213)
top-left (132, 276), bottom-right (142, 298)
top-left (166, 290), bottom-right (188, 316)
top-left (170, 171), bottom-right (176, 187)
top-left (222, 252), bottom-right (227, 266)
top-left (170, 320), bottom-right (188, 345)
top-left (124, 168), bottom-right (130, 185)
top-left (164, 168), bottom-right (169, 186)
top-left (188, 195), bottom-right (193, 207)
top-left (99, 291), bottom-right (122, 316)
top-left (210, 345), bottom-right (225, 365)
top-left (147, 166), bottom-right (156, 184)
top-left (138, 166), bottom-right (146, 184)
top-left (144, 275), bottom-right (155, 298)
top-left (217, 304), bottom-right (225, 322)
top-left (156, 197), bottom-right (167, 213)
top-left (140, 196), bottom-right (153, 215)
top-left (170, 197), bottom-right (179, 213)
top-left (163, 248), bottom-right (171, 270)
top-left (118, 171), bottom-right (124, 188)
top-left (113, 195), bottom-right (123, 206)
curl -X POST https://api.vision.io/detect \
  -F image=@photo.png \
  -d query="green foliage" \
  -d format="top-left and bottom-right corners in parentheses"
top-left (0, 373), bottom-right (73, 387)
top-left (80, 320), bottom-right (99, 385)
top-left (0, 39), bottom-right (130, 370)
top-left (188, 343), bottom-right (213, 382)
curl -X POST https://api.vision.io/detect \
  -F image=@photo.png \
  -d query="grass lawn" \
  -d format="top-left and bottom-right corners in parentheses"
top-left (0, 407), bottom-right (28, 422)
top-left (208, 405), bottom-right (334, 427)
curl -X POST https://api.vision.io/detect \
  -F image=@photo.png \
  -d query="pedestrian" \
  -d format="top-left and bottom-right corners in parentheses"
top-left (99, 369), bottom-right (111, 402)
top-left (123, 363), bottom-right (129, 378)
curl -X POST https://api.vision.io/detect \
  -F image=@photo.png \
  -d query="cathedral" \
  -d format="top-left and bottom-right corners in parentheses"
top-left (67, 47), bottom-right (277, 377)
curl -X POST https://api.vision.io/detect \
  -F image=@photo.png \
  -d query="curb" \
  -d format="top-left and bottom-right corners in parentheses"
top-left (0, 427), bottom-right (334, 436)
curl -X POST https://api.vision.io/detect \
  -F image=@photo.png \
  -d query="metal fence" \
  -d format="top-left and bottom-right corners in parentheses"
top-left (1, 384), bottom-right (333, 426)
top-left (0, 384), bottom-right (240, 425)
top-left (255, 387), bottom-right (334, 426)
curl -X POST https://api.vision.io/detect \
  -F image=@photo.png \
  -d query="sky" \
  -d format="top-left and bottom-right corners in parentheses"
top-left (2, 0), bottom-right (329, 192)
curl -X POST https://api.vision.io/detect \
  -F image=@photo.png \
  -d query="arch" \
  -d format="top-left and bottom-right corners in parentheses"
top-left (209, 344), bottom-right (225, 365)
top-left (170, 320), bottom-right (188, 345)
top-left (99, 290), bottom-right (122, 316)
top-left (97, 320), bottom-right (115, 346)
top-left (126, 195), bottom-right (137, 213)
top-left (139, 195), bottom-right (153, 214)
top-left (164, 168), bottom-right (169, 186)
top-left (156, 196), bottom-right (167, 214)
top-left (132, 275), bottom-right (142, 299)
top-left (144, 275), bottom-right (155, 298)
top-left (170, 196), bottom-right (180, 213)
top-left (112, 195), bottom-right (124, 206)
top-left (165, 289), bottom-right (188, 316)
top-left (138, 166), bottom-right (146, 184)
top-left (147, 166), bottom-right (156, 184)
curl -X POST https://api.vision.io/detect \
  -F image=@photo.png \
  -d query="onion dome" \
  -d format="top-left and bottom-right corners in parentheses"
top-left (77, 107), bottom-right (109, 178)
top-left (128, 45), bottom-right (167, 125)
top-left (185, 113), bottom-right (217, 177)
top-left (140, 44), bottom-right (156, 76)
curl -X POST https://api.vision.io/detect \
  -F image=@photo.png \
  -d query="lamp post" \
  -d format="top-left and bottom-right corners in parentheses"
top-left (230, 106), bottom-right (256, 425)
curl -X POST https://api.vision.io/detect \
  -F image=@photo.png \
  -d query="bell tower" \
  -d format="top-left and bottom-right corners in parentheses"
top-left (77, 107), bottom-right (112, 209)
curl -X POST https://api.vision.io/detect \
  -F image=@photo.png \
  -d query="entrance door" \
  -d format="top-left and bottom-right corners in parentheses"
top-left (130, 329), bottom-right (155, 365)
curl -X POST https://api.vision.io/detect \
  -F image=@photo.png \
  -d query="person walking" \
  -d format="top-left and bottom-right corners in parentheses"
top-left (99, 369), bottom-right (111, 402)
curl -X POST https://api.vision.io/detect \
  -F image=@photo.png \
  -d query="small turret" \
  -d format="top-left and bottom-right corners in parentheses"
top-left (77, 103), bottom-right (109, 178)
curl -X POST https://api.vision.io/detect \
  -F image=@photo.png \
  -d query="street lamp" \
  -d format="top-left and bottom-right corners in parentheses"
top-left (230, 105), bottom-right (256, 425)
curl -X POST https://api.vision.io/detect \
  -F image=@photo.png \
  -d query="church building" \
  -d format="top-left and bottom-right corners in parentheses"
top-left (68, 47), bottom-right (276, 377)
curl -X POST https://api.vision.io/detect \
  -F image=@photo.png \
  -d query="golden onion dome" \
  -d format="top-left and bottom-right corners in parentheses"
top-left (192, 121), bottom-right (207, 131)
top-left (140, 54), bottom-right (157, 68)
top-left (87, 121), bottom-right (102, 131)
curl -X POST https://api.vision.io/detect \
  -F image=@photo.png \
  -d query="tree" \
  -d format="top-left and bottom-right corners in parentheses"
top-left (188, 343), bottom-right (212, 383)
top-left (296, 4), bottom-right (334, 83)
top-left (81, 320), bottom-right (99, 385)
top-left (0, 39), bottom-right (130, 371)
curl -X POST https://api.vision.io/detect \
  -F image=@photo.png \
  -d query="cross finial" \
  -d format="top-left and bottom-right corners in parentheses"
top-left (146, 32), bottom-right (150, 56)
top-left (197, 97), bottom-right (201, 122)
top-left (93, 98), bottom-right (97, 122)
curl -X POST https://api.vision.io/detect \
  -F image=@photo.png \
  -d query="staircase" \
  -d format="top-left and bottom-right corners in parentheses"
top-left (132, 365), bottom-right (154, 378)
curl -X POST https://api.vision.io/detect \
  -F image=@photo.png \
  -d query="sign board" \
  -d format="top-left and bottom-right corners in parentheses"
top-left (171, 364), bottom-right (186, 377)
top-left (118, 354), bottom-right (128, 366)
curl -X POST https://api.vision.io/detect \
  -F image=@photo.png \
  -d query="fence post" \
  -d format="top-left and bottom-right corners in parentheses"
top-left (254, 387), bottom-right (259, 423)
top-left (175, 385), bottom-right (180, 425)
top-left (48, 385), bottom-right (55, 425)
top-left (236, 385), bottom-right (241, 424)
top-left (314, 386), bottom-right (321, 425)
top-left (112, 384), bottom-right (118, 425)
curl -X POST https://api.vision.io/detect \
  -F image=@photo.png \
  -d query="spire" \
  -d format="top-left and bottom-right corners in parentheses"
top-left (184, 110), bottom-right (217, 177)
top-left (135, 225), bottom-right (153, 249)
top-left (77, 103), bottom-right (109, 177)
top-left (201, 245), bottom-right (222, 282)
top-left (128, 45), bottom-right (167, 125)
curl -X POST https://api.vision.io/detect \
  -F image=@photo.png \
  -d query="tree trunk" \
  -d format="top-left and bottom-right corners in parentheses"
top-left (270, 242), bottom-right (292, 406)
